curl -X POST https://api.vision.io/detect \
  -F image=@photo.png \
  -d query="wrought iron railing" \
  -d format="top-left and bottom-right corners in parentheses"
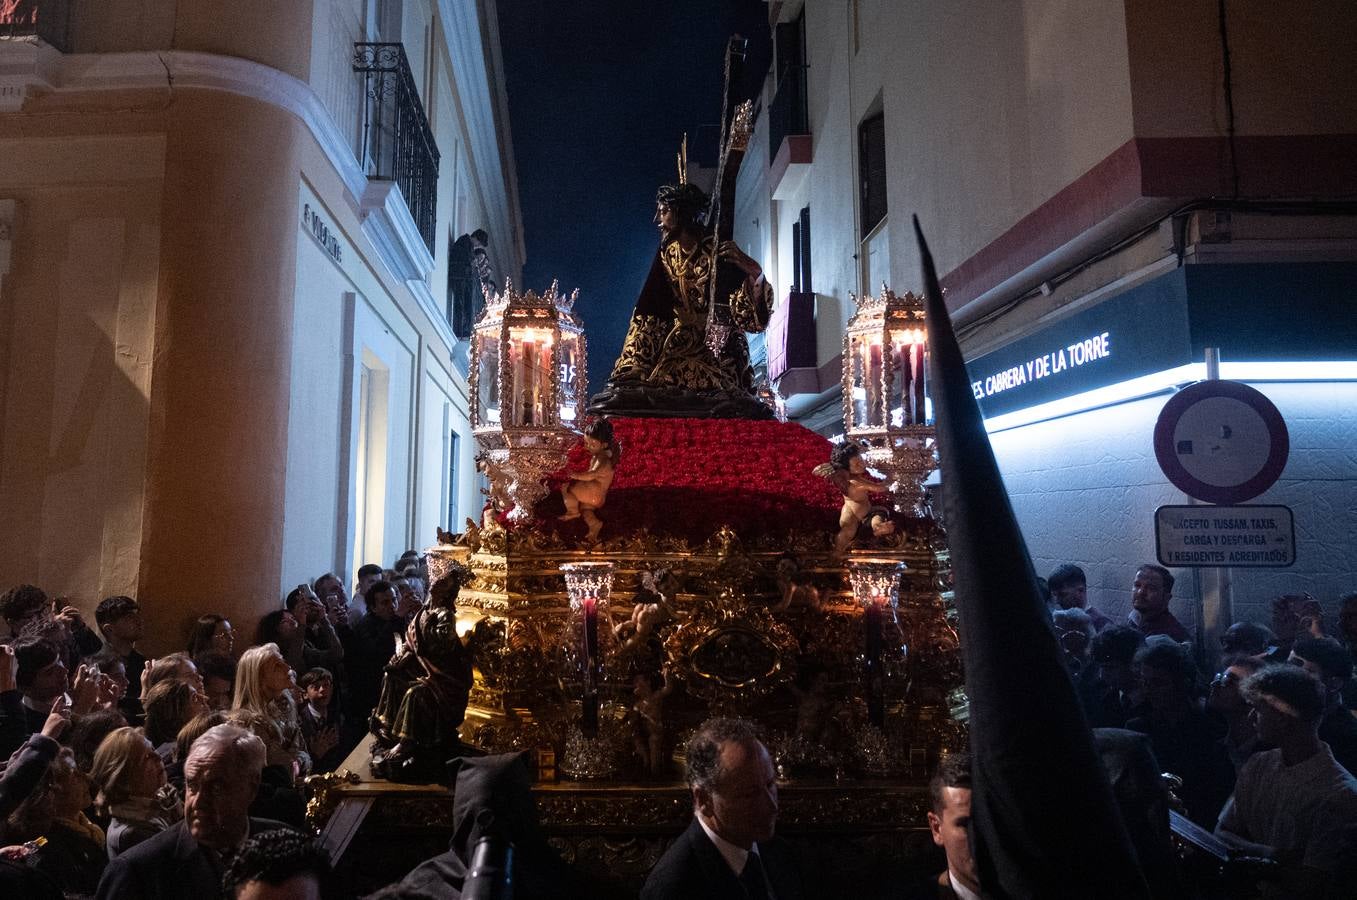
top-left (767, 64), bottom-right (809, 166)
top-left (0, 0), bottom-right (73, 51)
top-left (353, 42), bottom-right (440, 252)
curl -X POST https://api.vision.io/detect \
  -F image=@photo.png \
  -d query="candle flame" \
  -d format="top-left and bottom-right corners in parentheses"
top-left (513, 327), bottom-right (556, 347)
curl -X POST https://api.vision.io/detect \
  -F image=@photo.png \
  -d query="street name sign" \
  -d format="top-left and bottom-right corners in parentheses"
top-left (1155, 505), bottom-right (1295, 568)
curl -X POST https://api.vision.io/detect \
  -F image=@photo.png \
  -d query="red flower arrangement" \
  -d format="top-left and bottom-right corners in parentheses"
top-left (538, 417), bottom-right (844, 544)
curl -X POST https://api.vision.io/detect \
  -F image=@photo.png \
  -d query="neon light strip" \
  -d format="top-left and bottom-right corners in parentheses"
top-left (1218, 362), bottom-right (1357, 381)
top-left (982, 361), bottom-right (1357, 433)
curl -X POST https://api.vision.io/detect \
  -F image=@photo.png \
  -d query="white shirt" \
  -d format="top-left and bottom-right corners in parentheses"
top-left (1217, 742), bottom-right (1357, 873)
top-left (949, 869), bottom-right (983, 900)
top-left (696, 814), bottom-right (775, 897)
top-left (20, 693), bottom-right (49, 715)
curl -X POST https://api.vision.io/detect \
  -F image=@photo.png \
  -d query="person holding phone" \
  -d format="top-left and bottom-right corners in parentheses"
top-left (7, 638), bottom-right (68, 755)
top-left (283, 586), bottom-right (344, 675)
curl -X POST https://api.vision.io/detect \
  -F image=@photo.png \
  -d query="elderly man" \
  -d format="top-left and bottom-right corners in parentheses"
top-left (1127, 565), bottom-right (1190, 643)
top-left (641, 718), bottom-right (804, 900)
top-left (96, 724), bottom-right (296, 899)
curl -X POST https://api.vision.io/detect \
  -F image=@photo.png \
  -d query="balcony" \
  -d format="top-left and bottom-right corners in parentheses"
top-left (767, 64), bottom-right (808, 165)
top-left (766, 64), bottom-right (812, 200)
top-left (0, 0), bottom-right (71, 51)
top-left (353, 42), bottom-right (439, 253)
top-left (767, 290), bottom-right (820, 396)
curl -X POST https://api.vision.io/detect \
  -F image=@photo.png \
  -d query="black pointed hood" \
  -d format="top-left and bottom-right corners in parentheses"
top-left (914, 216), bottom-right (1149, 899)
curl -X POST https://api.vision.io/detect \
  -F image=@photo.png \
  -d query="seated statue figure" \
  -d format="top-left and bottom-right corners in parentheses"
top-left (370, 560), bottom-right (481, 782)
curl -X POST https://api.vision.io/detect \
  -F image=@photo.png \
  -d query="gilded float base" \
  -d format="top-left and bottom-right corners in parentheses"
top-left (319, 741), bottom-right (941, 898)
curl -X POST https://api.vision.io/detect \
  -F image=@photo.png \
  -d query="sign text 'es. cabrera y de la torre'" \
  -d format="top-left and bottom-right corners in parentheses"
top-left (970, 332), bottom-right (1111, 401)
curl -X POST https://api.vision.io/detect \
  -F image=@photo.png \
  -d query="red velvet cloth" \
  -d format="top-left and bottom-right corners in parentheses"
top-left (539, 417), bottom-right (843, 543)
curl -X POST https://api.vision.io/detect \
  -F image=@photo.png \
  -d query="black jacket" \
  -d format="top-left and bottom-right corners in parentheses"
top-left (899, 872), bottom-right (960, 900)
top-left (640, 818), bottom-right (806, 900)
top-left (341, 612), bottom-right (402, 723)
top-left (400, 752), bottom-right (613, 900)
top-left (95, 817), bottom-right (292, 900)
top-left (0, 689), bottom-right (47, 760)
top-left (0, 731), bottom-right (59, 820)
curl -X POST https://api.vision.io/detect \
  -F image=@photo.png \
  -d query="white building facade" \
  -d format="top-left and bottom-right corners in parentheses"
top-left (0, 0), bottom-right (522, 651)
top-left (736, 0), bottom-right (1357, 639)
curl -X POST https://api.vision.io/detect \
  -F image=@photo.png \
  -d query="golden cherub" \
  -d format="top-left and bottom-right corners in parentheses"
top-left (813, 442), bottom-right (895, 554)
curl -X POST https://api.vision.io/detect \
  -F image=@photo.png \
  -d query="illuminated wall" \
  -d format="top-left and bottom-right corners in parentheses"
top-left (991, 379), bottom-right (1357, 628)
top-left (0, 1), bottom-right (521, 652)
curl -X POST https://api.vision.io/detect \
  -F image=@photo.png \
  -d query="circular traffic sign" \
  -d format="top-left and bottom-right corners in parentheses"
top-left (1153, 380), bottom-right (1289, 504)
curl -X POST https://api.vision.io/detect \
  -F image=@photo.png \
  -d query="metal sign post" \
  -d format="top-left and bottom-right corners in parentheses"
top-left (1153, 350), bottom-right (1290, 672)
top-left (1197, 349), bottom-right (1232, 672)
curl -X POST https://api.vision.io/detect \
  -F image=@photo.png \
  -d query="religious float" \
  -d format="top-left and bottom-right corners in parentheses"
top-left (313, 39), bottom-right (967, 895)
top-left (313, 277), bottom-right (968, 894)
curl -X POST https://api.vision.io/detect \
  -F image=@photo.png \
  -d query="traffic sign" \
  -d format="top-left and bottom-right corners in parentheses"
top-left (1155, 505), bottom-right (1295, 568)
top-left (1153, 380), bottom-right (1289, 504)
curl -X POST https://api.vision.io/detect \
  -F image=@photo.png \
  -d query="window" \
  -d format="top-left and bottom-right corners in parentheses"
top-left (859, 112), bottom-right (887, 236)
top-left (446, 427), bottom-right (459, 529)
top-left (790, 205), bottom-right (812, 293)
top-left (353, 350), bottom-right (390, 569)
top-left (859, 110), bottom-right (889, 294)
top-left (447, 233), bottom-right (477, 339)
top-left (769, 10), bottom-right (809, 164)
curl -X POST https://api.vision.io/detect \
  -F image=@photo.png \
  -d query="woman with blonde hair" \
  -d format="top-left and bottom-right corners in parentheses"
top-left (228, 643), bottom-right (311, 780)
top-left (89, 726), bottom-right (182, 858)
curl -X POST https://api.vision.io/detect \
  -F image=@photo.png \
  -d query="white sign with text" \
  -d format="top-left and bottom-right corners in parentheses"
top-left (1154, 505), bottom-right (1295, 568)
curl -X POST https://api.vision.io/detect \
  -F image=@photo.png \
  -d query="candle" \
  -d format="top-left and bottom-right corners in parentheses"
top-left (865, 597), bottom-right (884, 728)
top-left (911, 342), bottom-right (926, 425)
top-left (868, 339), bottom-right (883, 425)
top-left (895, 337), bottom-right (913, 426)
top-left (582, 596), bottom-right (599, 735)
top-left (520, 338), bottom-right (535, 425)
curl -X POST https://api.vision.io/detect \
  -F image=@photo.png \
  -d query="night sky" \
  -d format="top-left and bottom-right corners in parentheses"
top-left (496, 0), bottom-right (772, 393)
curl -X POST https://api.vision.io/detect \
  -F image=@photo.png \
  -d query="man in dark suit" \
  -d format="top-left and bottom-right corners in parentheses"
top-left (641, 718), bottom-right (804, 900)
top-left (96, 724), bottom-right (295, 899)
top-left (901, 753), bottom-right (980, 900)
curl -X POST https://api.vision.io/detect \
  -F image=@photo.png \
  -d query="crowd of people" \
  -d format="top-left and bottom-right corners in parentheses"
top-left (1044, 563), bottom-right (1357, 898)
top-left (2, 559), bottom-right (1355, 898)
top-left (0, 553), bottom-right (428, 898)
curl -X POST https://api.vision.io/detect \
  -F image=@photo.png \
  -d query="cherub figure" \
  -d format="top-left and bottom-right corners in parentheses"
top-left (614, 568), bottom-right (680, 655)
top-left (773, 553), bottom-right (822, 612)
top-left (630, 668), bottom-right (675, 778)
top-left (560, 418), bottom-right (619, 541)
top-left (813, 442), bottom-right (895, 553)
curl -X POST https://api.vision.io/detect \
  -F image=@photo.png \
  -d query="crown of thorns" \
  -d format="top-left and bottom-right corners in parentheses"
top-left (655, 182), bottom-right (709, 221)
top-left (440, 560), bottom-right (475, 589)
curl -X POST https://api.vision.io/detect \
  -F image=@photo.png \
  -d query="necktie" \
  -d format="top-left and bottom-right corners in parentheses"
top-left (740, 851), bottom-right (770, 900)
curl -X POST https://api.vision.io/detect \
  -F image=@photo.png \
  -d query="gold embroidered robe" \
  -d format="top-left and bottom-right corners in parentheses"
top-left (609, 236), bottom-right (773, 394)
